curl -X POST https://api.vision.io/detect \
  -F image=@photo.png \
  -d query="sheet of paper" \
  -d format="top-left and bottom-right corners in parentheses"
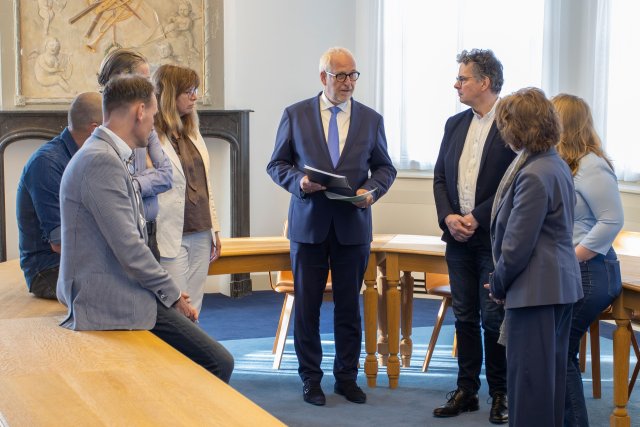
top-left (324, 188), bottom-right (378, 203)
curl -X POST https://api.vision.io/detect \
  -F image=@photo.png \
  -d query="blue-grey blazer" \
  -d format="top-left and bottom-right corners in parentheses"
top-left (490, 148), bottom-right (583, 309)
top-left (57, 127), bottom-right (181, 330)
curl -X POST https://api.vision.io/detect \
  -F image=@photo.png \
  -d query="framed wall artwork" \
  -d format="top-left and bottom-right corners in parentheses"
top-left (13, 0), bottom-right (223, 106)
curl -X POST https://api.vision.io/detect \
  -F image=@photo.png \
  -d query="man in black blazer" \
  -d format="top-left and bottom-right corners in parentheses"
top-left (432, 49), bottom-right (515, 424)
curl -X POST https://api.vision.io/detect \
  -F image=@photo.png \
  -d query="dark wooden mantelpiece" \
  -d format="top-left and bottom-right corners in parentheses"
top-left (0, 110), bottom-right (253, 297)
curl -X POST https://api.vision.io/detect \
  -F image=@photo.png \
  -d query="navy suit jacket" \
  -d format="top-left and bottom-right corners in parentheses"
top-left (433, 108), bottom-right (516, 244)
top-left (267, 93), bottom-right (397, 245)
top-left (489, 149), bottom-right (583, 309)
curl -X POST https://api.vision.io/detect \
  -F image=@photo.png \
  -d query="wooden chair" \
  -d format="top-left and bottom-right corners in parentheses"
top-left (269, 270), bottom-right (333, 369)
top-left (269, 221), bottom-right (333, 369)
top-left (421, 273), bottom-right (457, 373)
top-left (578, 231), bottom-right (640, 398)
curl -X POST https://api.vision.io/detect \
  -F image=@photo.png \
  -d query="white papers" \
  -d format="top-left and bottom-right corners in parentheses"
top-left (324, 188), bottom-right (378, 203)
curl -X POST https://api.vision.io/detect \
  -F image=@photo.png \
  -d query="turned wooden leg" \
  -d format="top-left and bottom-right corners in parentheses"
top-left (363, 253), bottom-right (379, 388)
top-left (377, 264), bottom-right (389, 366)
top-left (385, 254), bottom-right (401, 389)
top-left (611, 318), bottom-right (631, 427)
top-left (400, 271), bottom-right (414, 368)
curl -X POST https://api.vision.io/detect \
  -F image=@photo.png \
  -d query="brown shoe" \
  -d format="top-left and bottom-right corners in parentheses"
top-left (433, 389), bottom-right (479, 417)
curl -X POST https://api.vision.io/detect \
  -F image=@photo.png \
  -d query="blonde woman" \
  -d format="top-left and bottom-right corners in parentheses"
top-left (153, 64), bottom-right (221, 313)
top-left (552, 94), bottom-right (624, 427)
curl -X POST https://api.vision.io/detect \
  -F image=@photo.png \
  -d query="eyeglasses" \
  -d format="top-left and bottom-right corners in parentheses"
top-left (455, 75), bottom-right (477, 84)
top-left (325, 71), bottom-right (361, 82)
top-left (184, 87), bottom-right (198, 97)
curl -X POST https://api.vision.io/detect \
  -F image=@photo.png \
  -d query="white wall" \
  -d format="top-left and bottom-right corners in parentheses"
top-left (1, 0), bottom-right (639, 292)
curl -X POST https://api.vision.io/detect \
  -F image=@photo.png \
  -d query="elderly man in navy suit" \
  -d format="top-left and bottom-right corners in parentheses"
top-left (57, 75), bottom-right (233, 382)
top-left (267, 47), bottom-right (396, 406)
top-left (432, 49), bottom-right (515, 424)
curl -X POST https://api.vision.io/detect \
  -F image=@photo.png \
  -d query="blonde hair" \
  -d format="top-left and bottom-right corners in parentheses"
top-left (152, 64), bottom-right (200, 140)
top-left (551, 93), bottom-right (613, 175)
top-left (98, 48), bottom-right (147, 87)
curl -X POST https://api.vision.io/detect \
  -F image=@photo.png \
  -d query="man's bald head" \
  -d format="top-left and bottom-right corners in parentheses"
top-left (68, 92), bottom-right (103, 134)
top-left (67, 92), bottom-right (102, 147)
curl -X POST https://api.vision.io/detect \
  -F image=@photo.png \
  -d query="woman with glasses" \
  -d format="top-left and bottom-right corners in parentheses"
top-left (551, 94), bottom-right (624, 427)
top-left (97, 48), bottom-right (172, 261)
top-left (153, 64), bottom-right (222, 313)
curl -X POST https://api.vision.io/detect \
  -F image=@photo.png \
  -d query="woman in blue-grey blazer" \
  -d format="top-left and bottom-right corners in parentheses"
top-left (488, 88), bottom-right (583, 427)
top-left (552, 94), bottom-right (624, 427)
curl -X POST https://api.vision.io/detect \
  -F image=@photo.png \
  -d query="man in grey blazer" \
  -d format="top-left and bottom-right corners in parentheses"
top-left (57, 75), bottom-right (233, 382)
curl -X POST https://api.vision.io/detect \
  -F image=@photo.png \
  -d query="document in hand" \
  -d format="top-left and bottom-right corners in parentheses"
top-left (303, 165), bottom-right (351, 189)
top-left (324, 188), bottom-right (378, 203)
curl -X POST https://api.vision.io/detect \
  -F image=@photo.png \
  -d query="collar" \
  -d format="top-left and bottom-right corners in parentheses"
top-left (320, 92), bottom-right (350, 114)
top-left (472, 97), bottom-right (500, 120)
top-left (98, 125), bottom-right (133, 163)
top-left (60, 127), bottom-right (80, 157)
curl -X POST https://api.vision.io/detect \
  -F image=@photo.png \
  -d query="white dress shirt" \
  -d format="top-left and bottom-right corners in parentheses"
top-left (457, 100), bottom-right (498, 215)
top-left (320, 92), bottom-right (351, 156)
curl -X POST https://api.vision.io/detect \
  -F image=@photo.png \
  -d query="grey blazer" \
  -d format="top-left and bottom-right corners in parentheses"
top-left (57, 127), bottom-right (181, 330)
top-left (490, 148), bottom-right (583, 309)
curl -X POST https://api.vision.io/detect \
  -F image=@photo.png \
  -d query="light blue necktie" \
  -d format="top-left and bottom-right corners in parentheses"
top-left (328, 106), bottom-right (341, 167)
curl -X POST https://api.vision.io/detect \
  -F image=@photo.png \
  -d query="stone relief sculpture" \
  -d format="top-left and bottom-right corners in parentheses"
top-left (15, 0), bottom-right (222, 105)
top-left (33, 37), bottom-right (73, 92)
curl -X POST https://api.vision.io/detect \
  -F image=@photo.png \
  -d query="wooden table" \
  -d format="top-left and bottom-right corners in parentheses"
top-left (0, 316), bottom-right (284, 427)
top-left (609, 231), bottom-right (640, 427)
top-left (0, 259), bottom-right (284, 427)
top-left (363, 235), bottom-right (447, 389)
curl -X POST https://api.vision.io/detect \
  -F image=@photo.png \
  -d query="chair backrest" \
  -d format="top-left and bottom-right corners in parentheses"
top-left (269, 220), bottom-right (332, 294)
top-left (424, 273), bottom-right (449, 291)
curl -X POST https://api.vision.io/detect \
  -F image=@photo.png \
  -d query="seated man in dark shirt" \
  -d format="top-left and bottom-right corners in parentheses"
top-left (16, 92), bottom-right (102, 298)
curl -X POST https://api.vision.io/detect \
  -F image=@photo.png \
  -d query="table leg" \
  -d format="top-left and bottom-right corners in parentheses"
top-left (377, 263), bottom-right (389, 366)
top-left (385, 254), bottom-right (400, 388)
top-left (363, 252), bottom-right (379, 388)
top-left (400, 271), bottom-right (414, 368)
top-left (610, 318), bottom-right (631, 427)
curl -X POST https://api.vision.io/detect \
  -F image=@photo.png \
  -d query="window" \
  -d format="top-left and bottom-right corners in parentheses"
top-left (605, 1), bottom-right (640, 182)
top-left (379, 0), bottom-right (545, 171)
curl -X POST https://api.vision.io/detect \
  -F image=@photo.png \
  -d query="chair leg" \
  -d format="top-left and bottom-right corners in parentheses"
top-left (422, 297), bottom-right (451, 373)
top-left (452, 332), bottom-right (457, 357)
top-left (628, 325), bottom-right (640, 398)
top-left (579, 332), bottom-right (587, 373)
top-left (589, 319), bottom-right (601, 399)
top-left (272, 293), bottom-right (294, 370)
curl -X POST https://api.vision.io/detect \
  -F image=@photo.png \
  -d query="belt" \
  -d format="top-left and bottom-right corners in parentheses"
top-left (146, 220), bottom-right (157, 235)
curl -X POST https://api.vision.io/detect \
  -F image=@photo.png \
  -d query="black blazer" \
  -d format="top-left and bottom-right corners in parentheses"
top-left (433, 108), bottom-right (516, 245)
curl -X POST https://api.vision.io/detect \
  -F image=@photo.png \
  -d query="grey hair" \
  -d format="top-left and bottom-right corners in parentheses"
top-left (456, 49), bottom-right (504, 94)
top-left (318, 47), bottom-right (355, 73)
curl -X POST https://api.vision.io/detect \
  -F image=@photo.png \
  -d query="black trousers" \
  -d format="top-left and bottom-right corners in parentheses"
top-left (146, 220), bottom-right (160, 261)
top-left (290, 223), bottom-right (370, 384)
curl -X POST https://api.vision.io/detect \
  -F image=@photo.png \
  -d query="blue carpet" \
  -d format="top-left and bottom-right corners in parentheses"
top-left (200, 292), bottom-right (639, 426)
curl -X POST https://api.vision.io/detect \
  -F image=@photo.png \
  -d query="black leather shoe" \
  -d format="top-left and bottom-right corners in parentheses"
top-left (303, 381), bottom-right (326, 406)
top-left (433, 389), bottom-right (479, 417)
top-left (334, 381), bottom-right (367, 404)
top-left (489, 392), bottom-right (508, 424)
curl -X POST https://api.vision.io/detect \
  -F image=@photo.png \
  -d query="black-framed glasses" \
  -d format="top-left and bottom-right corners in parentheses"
top-left (455, 75), bottom-right (477, 84)
top-left (326, 71), bottom-right (361, 82)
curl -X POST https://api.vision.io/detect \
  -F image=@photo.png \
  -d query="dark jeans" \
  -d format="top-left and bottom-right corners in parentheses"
top-left (150, 300), bottom-right (234, 383)
top-left (446, 238), bottom-right (506, 395)
top-left (147, 221), bottom-right (160, 262)
top-left (30, 266), bottom-right (59, 299)
top-left (564, 248), bottom-right (621, 427)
